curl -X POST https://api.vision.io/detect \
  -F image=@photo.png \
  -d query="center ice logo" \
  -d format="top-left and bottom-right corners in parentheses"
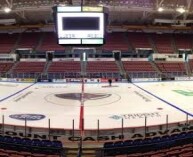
top-left (9, 114), bottom-right (45, 121)
top-left (173, 90), bottom-right (193, 96)
top-left (55, 93), bottom-right (111, 100)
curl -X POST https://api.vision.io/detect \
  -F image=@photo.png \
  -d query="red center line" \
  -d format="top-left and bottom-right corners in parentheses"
top-left (79, 78), bottom-right (84, 135)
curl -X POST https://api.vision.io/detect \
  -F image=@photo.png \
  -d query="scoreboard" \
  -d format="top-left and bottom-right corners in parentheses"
top-left (53, 6), bottom-right (107, 46)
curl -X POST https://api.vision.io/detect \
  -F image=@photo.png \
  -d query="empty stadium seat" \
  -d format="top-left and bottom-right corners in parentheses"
top-left (128, 32), bottom-right (151, 49)
top-left (0, 33), bottom-right (18, 53)
top-left (18, 33), bottom-right (42, 49)
top-left (102, 33), bottom-right (129, 52)
top-left (152, 34), bottom-right (174, 53)
top-left (48, 61), bottom-right (80, 73)
top-left (174, 34), bottom-right (192, 50)
top-left (12, 62), bottom-right (46, 77)
top-left (0, 62), bottom-right (14, 73)
top-left (38, 32), bottom-right (64, 51)
top-left (156, 62), bottom-right (186, 76)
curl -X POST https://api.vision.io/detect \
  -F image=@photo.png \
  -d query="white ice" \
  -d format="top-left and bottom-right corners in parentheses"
top-left (0, 81), bottom-right (192, 130)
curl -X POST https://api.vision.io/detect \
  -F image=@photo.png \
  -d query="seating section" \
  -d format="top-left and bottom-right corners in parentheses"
top-left (48, 61), bottom-right (81, 73)
top-left (102, 33), bottom-right (128, 51)
top-left (87, 61), bottom-right (119, 72)
top-left (18, 33), bottom-right (42, 49)
top-left (103, 131), bottom-right (193, 156)
top-left (156, 62), bottom-right (186, 73)
top-left (188, 59), bottom-right (193, 73)
top-left (0, 135), bottom-right (62, 157)
top-left (38, 33), bottom-right (64, 51)
top-left (123, 61), bottom-right (155, 72)
top-left (13, 62), bottom-right (46, 73)
top-left (114, 143), bottom-right (193, 157)
top-left (0, 34), bottom-right (18, 53)
top-left (0, 62), bottom-right (14, 73)
top-left (174, 34), bottom-right (192, 50)
top-left (152, 34), bottom-right (174, 53)
top-left (0, 32), bottom-right (192, 53)
top-left (128, 33), bottom-right (151, 49)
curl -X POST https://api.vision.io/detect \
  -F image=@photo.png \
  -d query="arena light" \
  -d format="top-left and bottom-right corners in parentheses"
top-left (176, 7), bottom-right (185, 14)
top-left (4, 7), bottom-right (12, 13)
top-left (158, 7), bottom-right (164, 12)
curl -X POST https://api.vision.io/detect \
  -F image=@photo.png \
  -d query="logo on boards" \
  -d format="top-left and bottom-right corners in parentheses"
top-left (9, 114), bottom-right (45, 121)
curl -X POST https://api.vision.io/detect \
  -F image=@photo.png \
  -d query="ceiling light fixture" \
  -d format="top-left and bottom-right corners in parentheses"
top-left (4, 7), bottom-right (12, 13)
top-left (158, 7), bottom-right (164, 12)
top-left (176, 7), bottom-right (185, 14)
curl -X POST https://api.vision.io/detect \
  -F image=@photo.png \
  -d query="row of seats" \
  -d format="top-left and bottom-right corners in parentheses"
top-left (0, 61), bottom-right (189, 76)
top-left (0, 148), bottom-right (60, 157)
top-left (0, 135), bottom-right (63, 156)
top-left (0, 32), bottom-right (193, 53)
top-left (48, 61), bottom-right (80, 73)
top-left (188, 60), bottom-right (193, 72)
top-left (103, 33), bottom-right (129, 51)
top-left (13, 62), bottom-right (46, 73)
top-left (0, 62), bottom-right (14, 73)
top-left (19, 33), bottom-right (42, 49)
top-left (157, 62), bottom-right (186, 73)
top-left (0, 34), bottom-right (18, 53)
top-left (87, 61), bottom-right (119, 72)
top-left (114, 143), bottom-right (193, 157)
top-left (103, 131), bottom-right (193, 156)
top-left (123, 61), bottom-right (155, 72)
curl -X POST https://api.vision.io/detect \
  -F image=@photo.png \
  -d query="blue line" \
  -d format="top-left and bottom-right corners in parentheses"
top-left (0, 83), bottom-right (36, 102)
top-left (132, 83), bottom-right (193, 117)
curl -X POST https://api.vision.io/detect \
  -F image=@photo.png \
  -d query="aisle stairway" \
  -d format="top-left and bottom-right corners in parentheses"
top-left (81, 60), bottom-right (87, 77)
top-left (115, 60), bottom-right (127, 79)
top-left (7, 61), bottom-right (19, 75)
top-left (65, 147), bottom-right (100, 157)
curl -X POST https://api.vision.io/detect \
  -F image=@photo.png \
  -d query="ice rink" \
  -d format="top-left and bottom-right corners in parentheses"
top-left (0, 81), bottom-right (193, 130)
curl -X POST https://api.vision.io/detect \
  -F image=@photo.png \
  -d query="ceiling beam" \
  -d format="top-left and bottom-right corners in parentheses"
top-left (156, 0), bottom-right (165, 8)
top-left (16, 10), bottom-right (26, 19)
top-left (5, 0), bottom-right (13, 8)
top-left (158, 0), bottom-right (165, 7)
top-left (183, 0), bottom-right (192, 21)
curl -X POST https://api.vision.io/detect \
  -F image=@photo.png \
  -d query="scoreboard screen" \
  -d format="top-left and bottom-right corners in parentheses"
top-left (53, 6), bottom-right (106, 46)
top-left (62, 17), bottom-right (99, 30)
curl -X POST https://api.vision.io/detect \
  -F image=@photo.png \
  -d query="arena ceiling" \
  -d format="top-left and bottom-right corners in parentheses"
top-left (0, 0), bottom-right (192, 31)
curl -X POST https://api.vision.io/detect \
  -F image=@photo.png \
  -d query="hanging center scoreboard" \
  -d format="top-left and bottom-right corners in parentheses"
top-left (53, 6), bottom-right (107, 46)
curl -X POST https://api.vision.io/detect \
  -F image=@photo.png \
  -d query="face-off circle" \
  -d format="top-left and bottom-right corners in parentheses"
top-left (45, 92), bottom-right (121, 107)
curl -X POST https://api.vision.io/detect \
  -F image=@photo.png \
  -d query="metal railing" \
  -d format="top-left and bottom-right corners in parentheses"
top-left (0, 71), bottom-right (188, 80)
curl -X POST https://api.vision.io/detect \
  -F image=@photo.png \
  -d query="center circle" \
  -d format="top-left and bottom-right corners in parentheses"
top-left (44, 92), bottom-right (121, 107)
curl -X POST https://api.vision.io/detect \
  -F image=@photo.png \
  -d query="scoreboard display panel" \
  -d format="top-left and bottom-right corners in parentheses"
top-left (53, 6), bottom-right (106, 46)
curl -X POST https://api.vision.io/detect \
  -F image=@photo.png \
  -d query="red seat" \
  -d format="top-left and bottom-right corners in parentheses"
top-left (87, 61), bottom-right (119, 72)
top-left (48, 61), bottom-right (81, 73)
top-left (102, 33), bottom-right (128, 51)
top-left (174, 34), bottom-right (192, 49)
top-left (152, 34), bottom-right (174, 54)
top-left (18, 33), bottom-right (42, 49)
top-left (13, 61), bottom-right (46, 73)
top-left (123, 61), bottom-right (155, 72)
top-left (0, 62), bottom-right (14, 73)
top-left (0, 33), bottom-right (18, 53)
top-left (128, 32), bottom-right (151, 49)
top-left (38, 32), bottom-right (64, 51)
